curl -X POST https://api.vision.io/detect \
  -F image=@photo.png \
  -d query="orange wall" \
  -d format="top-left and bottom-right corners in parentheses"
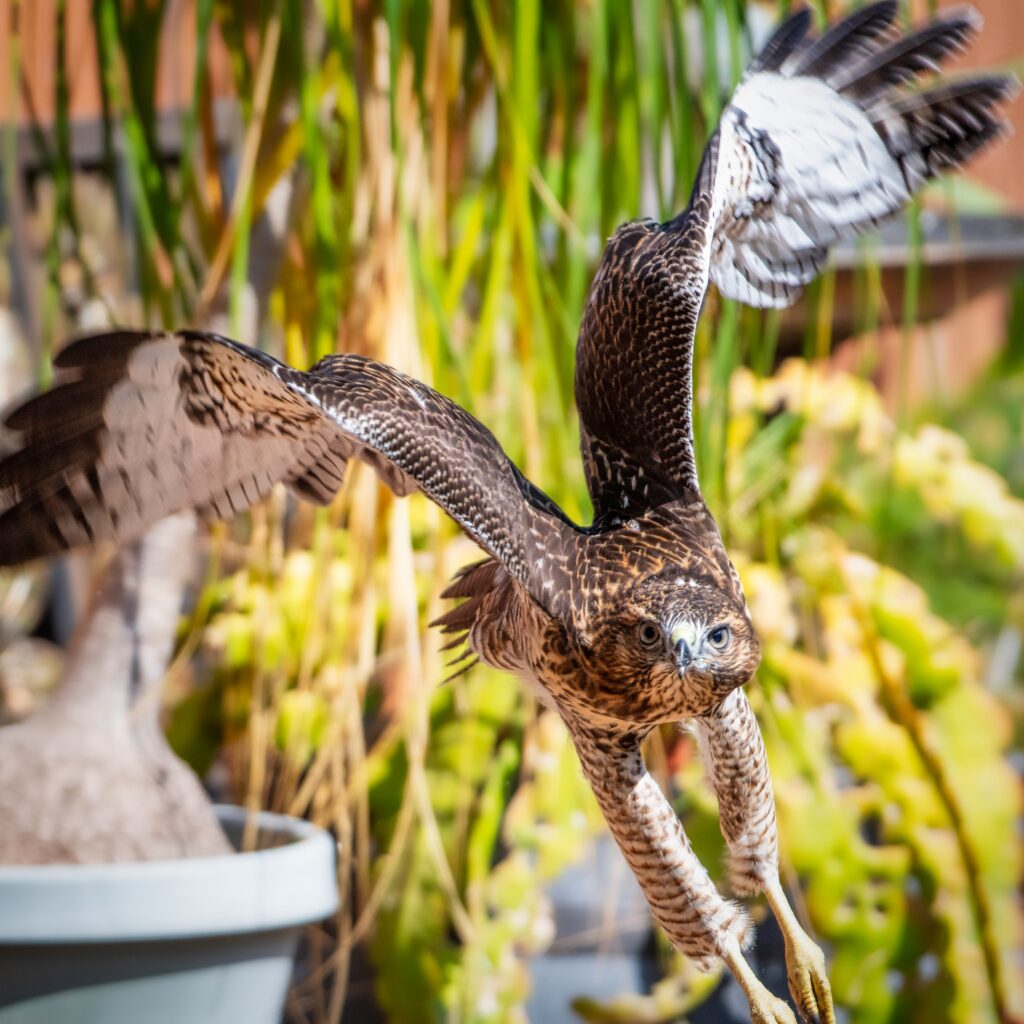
top-left (0, 0), bottom-right (235, 127)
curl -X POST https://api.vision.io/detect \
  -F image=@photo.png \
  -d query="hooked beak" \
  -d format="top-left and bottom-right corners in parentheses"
top-left (670, 621), bottom-right (699, 670)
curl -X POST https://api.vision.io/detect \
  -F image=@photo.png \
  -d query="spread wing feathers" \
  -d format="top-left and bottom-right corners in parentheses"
top-left (574, 2), bottom-right (1014, 523)
top-left (833, 8), bottom-right (981, 98)
top-left (0, 331), bottom-right (576, 599)
top-left (696, 2), bottom-right (1015, 309)
top-left (784, 2), bottom-right (897, 79)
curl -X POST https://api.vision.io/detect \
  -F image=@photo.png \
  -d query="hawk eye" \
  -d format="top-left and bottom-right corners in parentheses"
top-left (636, 621), bottom-right (662, 648)
top-left (706, 624), bottom-right (731, 650)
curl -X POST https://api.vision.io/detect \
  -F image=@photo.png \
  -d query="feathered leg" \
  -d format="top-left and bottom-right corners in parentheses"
top-left (566, 715), bottom-right (798, 1024)
top-left (695, 689), bottom-right (834, 1024)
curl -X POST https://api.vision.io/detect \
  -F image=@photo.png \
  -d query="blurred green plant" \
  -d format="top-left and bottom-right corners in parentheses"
top-left (5, 1), bottom-right (1021, 1023)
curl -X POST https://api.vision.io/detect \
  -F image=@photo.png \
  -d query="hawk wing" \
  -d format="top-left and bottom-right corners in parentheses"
top-left (575, 1), bottom-right (1015, 522)
top-left (0, 331), bottom-right (577, 609)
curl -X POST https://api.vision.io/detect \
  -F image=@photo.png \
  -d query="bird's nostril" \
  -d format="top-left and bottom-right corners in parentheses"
top-left (675, 638), bottom-right (691, 666)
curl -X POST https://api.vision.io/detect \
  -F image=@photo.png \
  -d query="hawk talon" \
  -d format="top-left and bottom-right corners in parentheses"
top-left (782, 931), bottom-right (833, 1024)
top-left (766, 878), bottom-right (836, 1024)
top-left (749, 994), bottom-right (800, 1024)
top-left (722, 939), bottom-right (798, 1024)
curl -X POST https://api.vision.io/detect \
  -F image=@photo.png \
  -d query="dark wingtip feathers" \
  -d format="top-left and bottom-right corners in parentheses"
top-left (937, 5), bottom-right (984, 36)
top-left (880, 73), bottom-right (1018, 184)
top-left (750, 7), bottom-right (812, 74)
top-left (835, 5), bottom-right (985, 96)
top-left (752, 3), bottom-right (1015, 192)
top-left (890, 73), bottom-right (1019, 121)
top-left (790, 1), bottom-right (899, 79)
top-left (762, 3), bottom-right (992, 104)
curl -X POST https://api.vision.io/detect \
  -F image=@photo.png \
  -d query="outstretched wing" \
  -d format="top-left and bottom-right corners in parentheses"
top-left (0, 331), bottom-right (577, 607)
top-left (575, 1), bottom-right (1016, 523)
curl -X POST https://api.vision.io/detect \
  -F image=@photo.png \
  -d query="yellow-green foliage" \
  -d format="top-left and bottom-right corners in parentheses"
top-left (723, 362), bottom-right (1022, 1024)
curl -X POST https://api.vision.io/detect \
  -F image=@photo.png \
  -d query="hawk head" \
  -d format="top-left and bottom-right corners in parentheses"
top-left (558, 567), bottom-right (760, 725)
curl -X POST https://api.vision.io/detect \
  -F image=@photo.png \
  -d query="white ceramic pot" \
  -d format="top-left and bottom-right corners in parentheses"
top-left (0, 806), bottom-right (338, 1024)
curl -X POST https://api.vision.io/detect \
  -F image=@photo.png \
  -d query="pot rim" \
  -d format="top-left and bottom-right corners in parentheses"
top-left (0, 805), bottom-right (338, 944)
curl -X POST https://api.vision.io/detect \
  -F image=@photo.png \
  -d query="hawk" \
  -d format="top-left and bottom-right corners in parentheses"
top-left (0, 4), bottom-right (1013, 1022)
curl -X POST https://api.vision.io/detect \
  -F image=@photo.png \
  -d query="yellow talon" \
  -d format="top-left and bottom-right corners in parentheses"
top-left (749, 991), bottom-right (800, 1024)
top-left (765, 879), bottom-right (836, 1024)
top-left (722, 937), bottom-right (799, 1024)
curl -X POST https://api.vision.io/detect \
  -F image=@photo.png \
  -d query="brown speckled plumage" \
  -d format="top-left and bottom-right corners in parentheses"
top-left (0, 5), bottom-right (1013, 1021)
top-left (568, 717), bottom-right (751, 970)
top-left (695, 689), bottom-right (779, 897)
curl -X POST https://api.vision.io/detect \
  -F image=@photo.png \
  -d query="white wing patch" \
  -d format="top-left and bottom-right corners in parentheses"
top-left (692, 6), bottom-right (1014, 311)
top-left (709, 73), bottom-right (907, 308)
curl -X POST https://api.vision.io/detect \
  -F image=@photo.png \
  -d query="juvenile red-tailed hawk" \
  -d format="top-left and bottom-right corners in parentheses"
top-left (0, 4), bottom-right (1013, 1021)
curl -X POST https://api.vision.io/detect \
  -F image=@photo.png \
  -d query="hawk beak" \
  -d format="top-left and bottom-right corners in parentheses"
top-left (670, 621), bottom-right (698, 669)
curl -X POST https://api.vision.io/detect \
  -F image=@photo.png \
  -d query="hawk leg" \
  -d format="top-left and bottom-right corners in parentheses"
top-left (696, 689), bottom-right (835, 1024)
top-left (566, 714), bottom-right (796, 1023)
